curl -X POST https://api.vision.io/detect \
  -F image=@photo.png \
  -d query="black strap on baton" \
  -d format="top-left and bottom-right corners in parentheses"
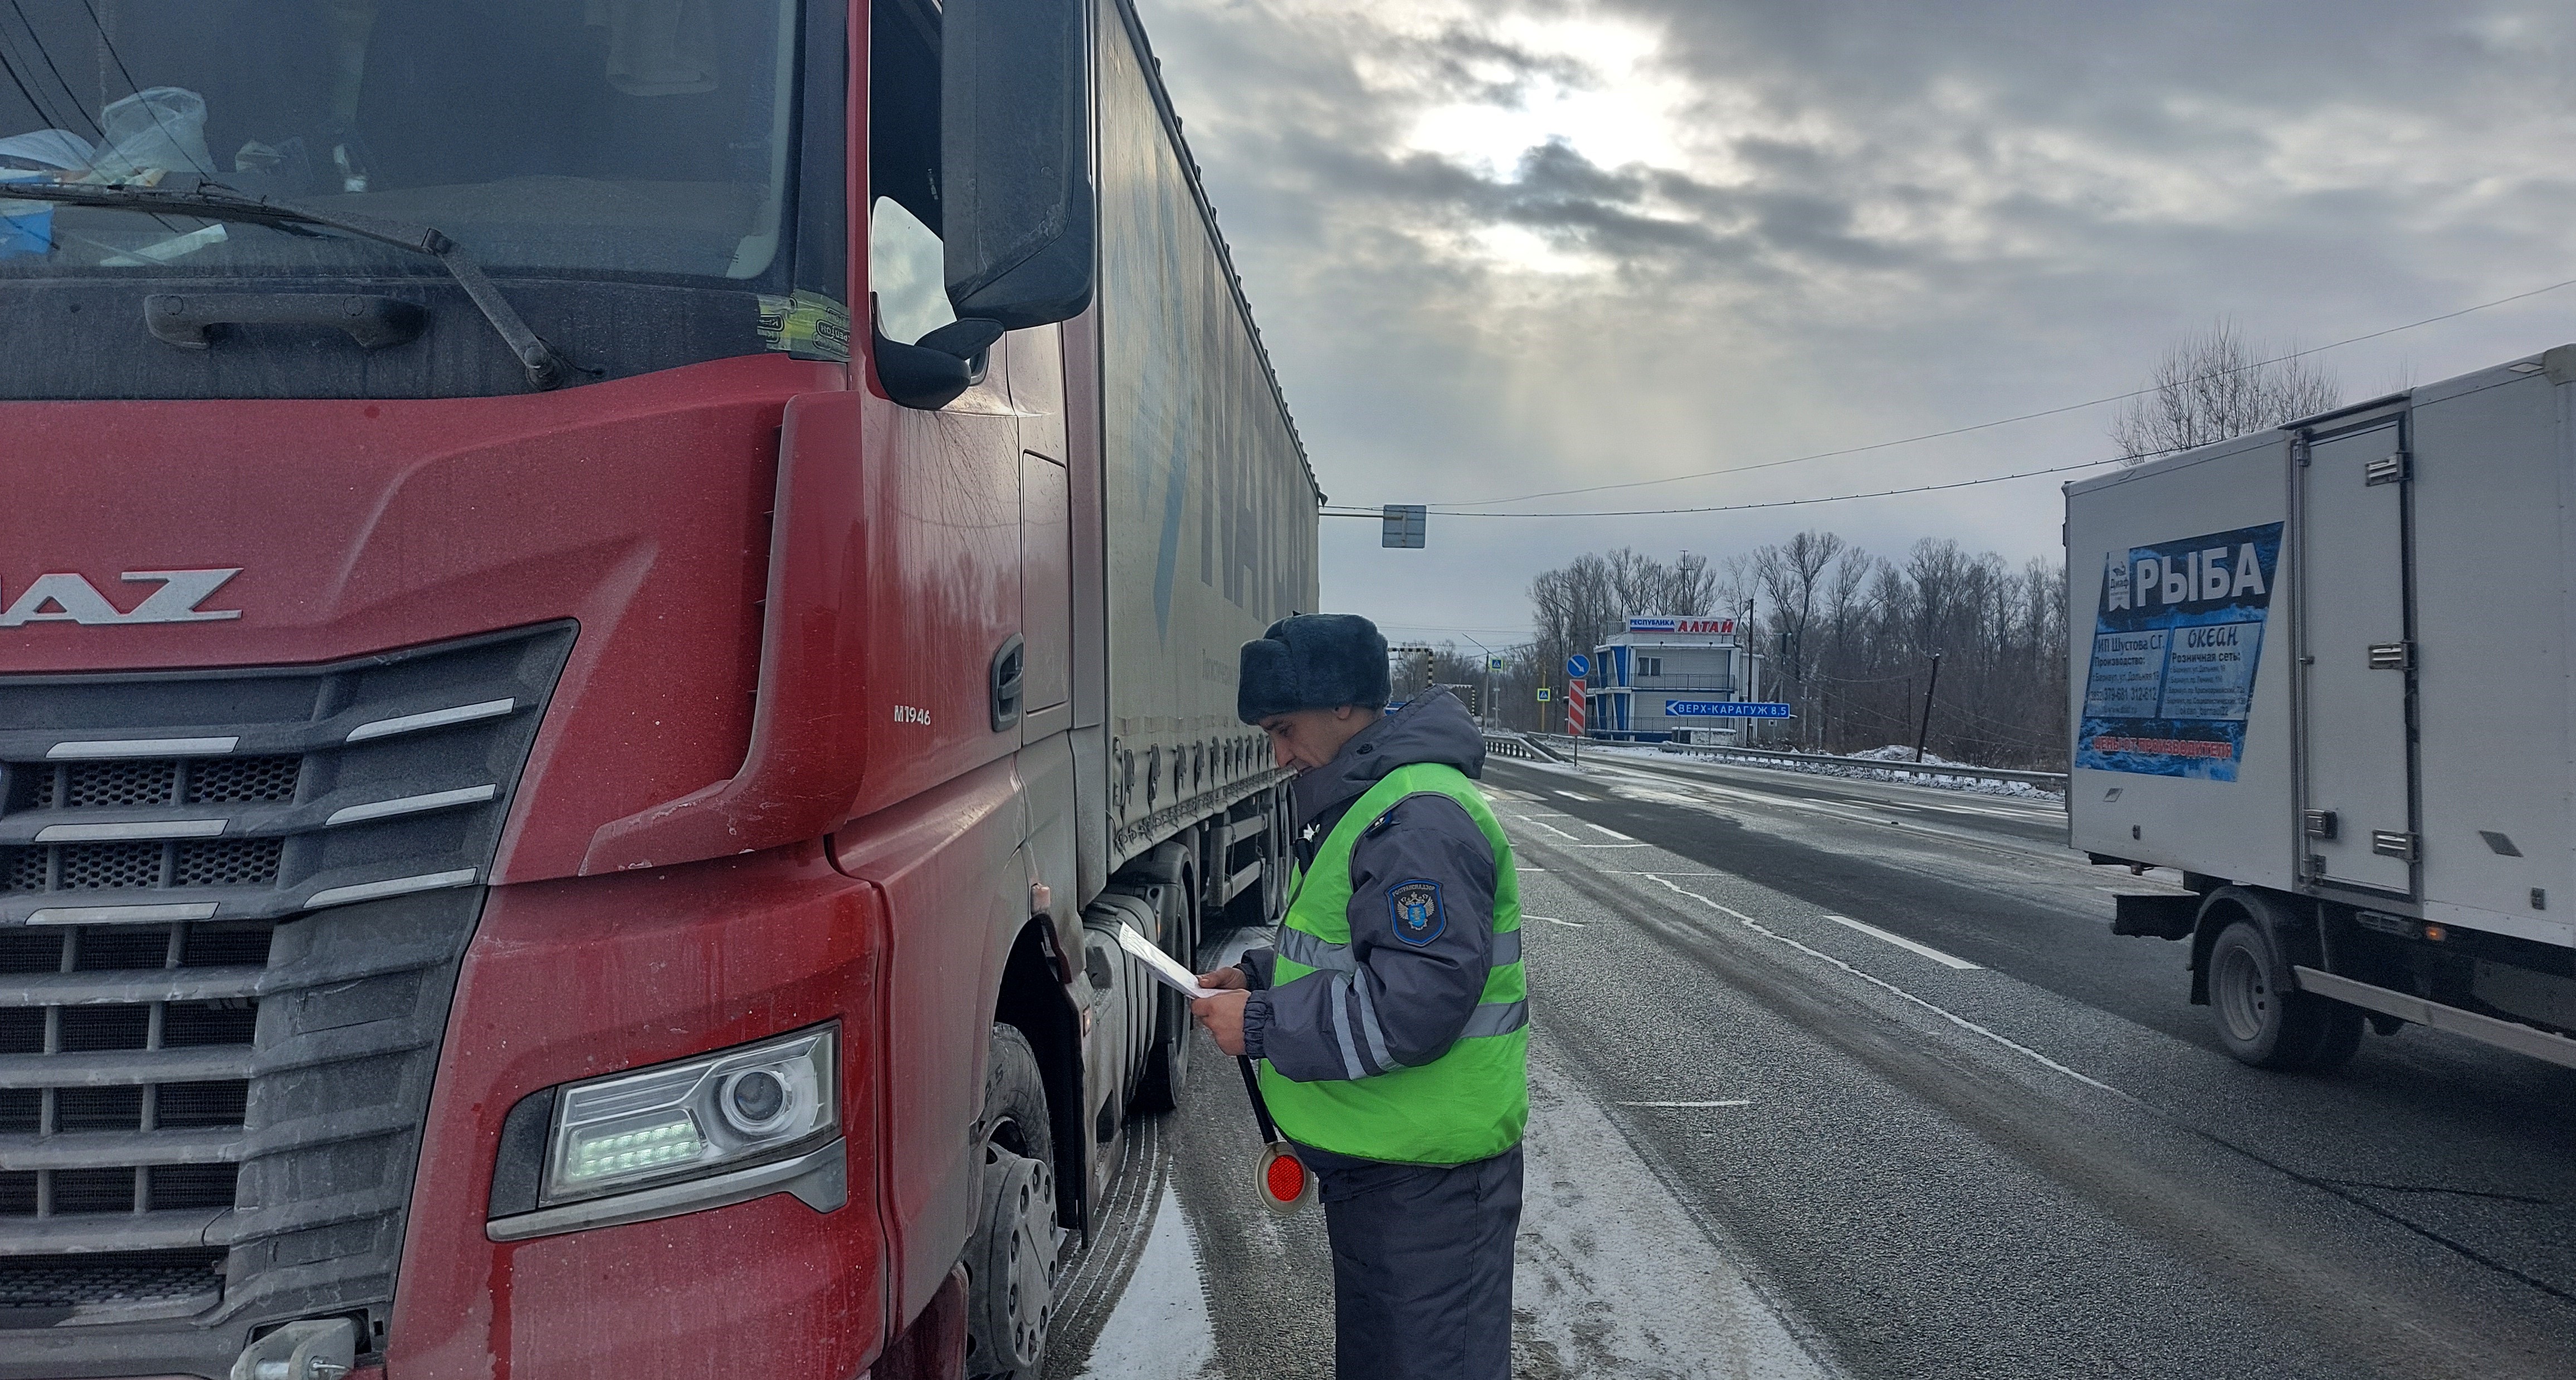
top-left (1236, 1054), bottom-right (1284, 1145)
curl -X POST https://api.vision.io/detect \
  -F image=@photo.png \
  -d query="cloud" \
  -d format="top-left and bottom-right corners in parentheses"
top-left (1129, 0), bottom-right (2576, 640)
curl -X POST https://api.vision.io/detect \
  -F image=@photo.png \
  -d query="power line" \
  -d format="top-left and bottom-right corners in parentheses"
top-left (1324, 452), bottom-right (2144, 520)
top-left (2, 1), bottom-right (97, 135)
top-left (1397, 274), bottom-right (2576, 510)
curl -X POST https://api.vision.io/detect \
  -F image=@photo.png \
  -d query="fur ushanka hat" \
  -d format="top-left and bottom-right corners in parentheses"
top-left (1236, 613), bottom-right (1392, 723)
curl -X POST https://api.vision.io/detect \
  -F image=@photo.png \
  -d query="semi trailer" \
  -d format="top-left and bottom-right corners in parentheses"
top-left (2069, 344), bottom-right (2576, 1075)
top-left (0, 1), bottom-right (1318, 1377)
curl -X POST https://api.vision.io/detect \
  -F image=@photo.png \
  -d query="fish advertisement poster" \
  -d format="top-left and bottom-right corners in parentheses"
top-left (2077, 522), bottom-right (2284, 781)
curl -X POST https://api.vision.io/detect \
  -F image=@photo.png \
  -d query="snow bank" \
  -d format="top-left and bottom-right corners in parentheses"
top-left (1570, 742), bottom-right (2063, 801)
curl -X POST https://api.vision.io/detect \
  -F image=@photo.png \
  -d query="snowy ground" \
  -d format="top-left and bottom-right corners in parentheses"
top-left (1074, 1050), bottom-right (1830, 1380)
top-left (1560, 741), bottom-right (2063, 801)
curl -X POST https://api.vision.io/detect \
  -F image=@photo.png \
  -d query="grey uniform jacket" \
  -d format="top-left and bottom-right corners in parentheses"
top-left (1241, 689), bottom-right (1500, 1088)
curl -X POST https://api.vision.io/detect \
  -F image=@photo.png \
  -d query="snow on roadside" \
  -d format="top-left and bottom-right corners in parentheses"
top-left (1564, 741), bottom-right (2063, 801)
top-left (1514, 1055), bottom-right (1835, 1379)
top-left (1074, 1179), bottom-right (1217, 1380)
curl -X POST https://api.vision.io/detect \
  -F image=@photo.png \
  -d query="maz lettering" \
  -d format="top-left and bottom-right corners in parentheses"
top-left (0, 569), bottom-right (243, 627)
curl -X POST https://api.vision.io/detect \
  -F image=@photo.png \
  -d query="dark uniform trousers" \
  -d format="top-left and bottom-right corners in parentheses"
top-left (1310, 1144), bottom-right (1524, 1380)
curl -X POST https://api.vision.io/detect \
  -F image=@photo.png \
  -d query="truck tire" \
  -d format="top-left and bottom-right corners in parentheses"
top-left (2207, 919), bottom-right (2351, 1071)
top-left (2301, 1002), bottom-right (2367, 1072)
top-left (1131, 874), bottom-right (1196, 1115)
top-left (967, 1025), bottom-right (1057, 1380)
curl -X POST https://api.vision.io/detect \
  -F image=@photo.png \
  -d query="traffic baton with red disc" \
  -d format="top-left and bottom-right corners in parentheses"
top-left (1237, 1054), bottom-right (1316, 1215)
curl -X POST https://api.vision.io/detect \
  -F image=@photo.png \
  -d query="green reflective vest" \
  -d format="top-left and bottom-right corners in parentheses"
top-left (1258, 762), bottom-right (1528, 1165)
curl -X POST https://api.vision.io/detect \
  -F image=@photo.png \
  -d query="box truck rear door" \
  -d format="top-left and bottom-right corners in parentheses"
top-left (2297, 419), bottom-right (2417, 895)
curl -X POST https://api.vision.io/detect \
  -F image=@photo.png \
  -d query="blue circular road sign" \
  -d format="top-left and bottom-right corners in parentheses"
top-left (1565, 654), bottom-right (1591, 678)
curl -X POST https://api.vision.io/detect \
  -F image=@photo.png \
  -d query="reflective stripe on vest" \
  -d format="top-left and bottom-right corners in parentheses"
top-left (1278, 923), bottom-right (1523, 973)
top-left (1257, 761), bottom-right (1528, 1166)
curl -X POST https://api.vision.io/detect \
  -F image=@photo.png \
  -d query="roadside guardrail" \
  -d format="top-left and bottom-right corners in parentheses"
top-left (1479, 729), bottom-right (1563, 764)
top-left (1507, 732), bottom-right (2067, 793)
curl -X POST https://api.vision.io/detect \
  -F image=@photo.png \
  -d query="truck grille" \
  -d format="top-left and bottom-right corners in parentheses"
top-left (0, 623), bottom-right (571, 1371)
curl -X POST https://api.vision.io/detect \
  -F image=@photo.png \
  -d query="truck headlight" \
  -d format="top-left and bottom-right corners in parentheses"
top-left (542, 1026), bottom-right (837, 1206)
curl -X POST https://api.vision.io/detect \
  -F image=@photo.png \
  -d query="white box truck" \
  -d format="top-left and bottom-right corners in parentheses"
top-left (2068, 345), bottom-right (2576, 1072)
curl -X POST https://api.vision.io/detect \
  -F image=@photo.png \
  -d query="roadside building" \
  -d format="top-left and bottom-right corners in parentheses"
top-left (1589, 616), bottom-right (1765, 743)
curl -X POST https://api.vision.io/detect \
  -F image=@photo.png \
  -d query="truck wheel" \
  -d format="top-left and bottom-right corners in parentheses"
top-left (1132, 877), bottom-right (1196, 1115)
top-left (2208, 920), bottom-right (2342, 1070)
top-left (967, 1025), bottom-right (1057, 1380)
top-left (2302, 1003), bottom-right (2367, 1072)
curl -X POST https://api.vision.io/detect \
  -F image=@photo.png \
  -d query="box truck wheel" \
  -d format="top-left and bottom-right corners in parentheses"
top-left (968, 1024), bottom-right (1057, 1379)
top-left (2208, 920), bottom-right (2359, 1071)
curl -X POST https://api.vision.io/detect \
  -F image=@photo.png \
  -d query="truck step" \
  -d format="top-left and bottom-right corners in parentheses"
top-left (2292, 966), bottom-right (2576, 1069)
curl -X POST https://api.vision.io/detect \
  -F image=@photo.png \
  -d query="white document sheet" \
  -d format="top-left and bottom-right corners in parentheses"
top-left (1117, 921), bottom-right (1217, 999)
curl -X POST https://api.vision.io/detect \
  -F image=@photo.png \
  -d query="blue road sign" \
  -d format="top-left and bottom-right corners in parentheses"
top-left (1665, 700), bottom-right (1793, 719)
top-left (1487, 656), bottom-right (1507, 672)
top-left (1565, 654), bottom-right (1591, 678)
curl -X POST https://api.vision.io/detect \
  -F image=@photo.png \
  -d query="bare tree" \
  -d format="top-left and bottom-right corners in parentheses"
top-left (1749, 532), bottom-right (1847, 747)
top-left (2111, 318), bottom-right (2341, 464)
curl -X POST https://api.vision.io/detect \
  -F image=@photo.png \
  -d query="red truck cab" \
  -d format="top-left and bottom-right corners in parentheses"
top-left (0, 2), bottom-right (1297, 1377)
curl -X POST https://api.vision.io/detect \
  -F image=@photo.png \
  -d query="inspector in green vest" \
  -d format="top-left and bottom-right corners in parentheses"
top-left (1258, 761), bottom-right (1528, 1165)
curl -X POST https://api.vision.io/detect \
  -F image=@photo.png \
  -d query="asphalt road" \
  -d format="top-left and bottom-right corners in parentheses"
top-left (1050, 749), bottom-right (2576, 1379)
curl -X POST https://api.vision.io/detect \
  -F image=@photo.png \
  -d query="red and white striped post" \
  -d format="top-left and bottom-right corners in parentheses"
top-left (1566, 679), bottom-right (1586, 736)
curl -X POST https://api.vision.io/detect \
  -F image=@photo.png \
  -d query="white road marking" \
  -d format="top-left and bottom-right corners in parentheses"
top-left (1573, 843), bottom-right (1651, 849)
top-left (1827, 915), bottom-right (1983, 970)
top-left (1520, 818), bottom-right (1584, 841)
top-left (1638, 875), bottom-right (2116, 1093)
top-left (1534, 915), bottom-right (1587, 928)
top-left (1554, 791), bottom-right (1600, 801)
top-left (1616, 1099), bottom-right (1752, 1108)
top-left (1583, 822), bottom-right (1635, 840)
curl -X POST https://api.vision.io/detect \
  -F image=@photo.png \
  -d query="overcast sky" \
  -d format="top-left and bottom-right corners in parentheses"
top-left (1129, 0), bottom-right (2576, 646)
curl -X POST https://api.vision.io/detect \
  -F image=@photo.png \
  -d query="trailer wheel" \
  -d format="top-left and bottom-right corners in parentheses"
top-left (967, 1025), bottom-right (1057, 1379)
top-left (1132, 872), bottom-right (1197, 1115)
top-left (2208, 920), bottom-right (2352, 1071)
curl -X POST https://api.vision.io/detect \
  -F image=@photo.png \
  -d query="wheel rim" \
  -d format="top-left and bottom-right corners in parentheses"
top-left (968, 1119), bottom-right (1056, 1377)
top-left (2214, 942), bottom-right (2273, 1043)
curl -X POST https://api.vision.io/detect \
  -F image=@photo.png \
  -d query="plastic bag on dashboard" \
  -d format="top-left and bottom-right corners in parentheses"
top-left (87, 86), bottom-right (215, 182)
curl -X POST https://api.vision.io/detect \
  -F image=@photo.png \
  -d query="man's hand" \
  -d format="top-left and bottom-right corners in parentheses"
top-left (1192, 989), bottom-right (1251, 1056)
top-left (1197, 967), bottom-right (1248, 992)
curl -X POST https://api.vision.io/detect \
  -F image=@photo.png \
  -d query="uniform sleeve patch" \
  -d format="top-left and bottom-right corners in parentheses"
top-left (1388, 879), bottom-right (1445, 946)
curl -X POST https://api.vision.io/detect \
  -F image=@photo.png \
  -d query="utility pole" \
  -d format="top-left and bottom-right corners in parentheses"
top-left (1913, 651), bottom-right (1943, 765)
top-left (1458, 632), bottom-right (1503, 730)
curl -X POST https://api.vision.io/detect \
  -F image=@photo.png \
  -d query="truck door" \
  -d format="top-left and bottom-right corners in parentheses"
top-left (2297, 418), bottom-right (2416, 895)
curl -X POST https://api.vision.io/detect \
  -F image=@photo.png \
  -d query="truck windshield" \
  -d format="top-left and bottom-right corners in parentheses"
top-left (0, 0), bottom-right (802, 282)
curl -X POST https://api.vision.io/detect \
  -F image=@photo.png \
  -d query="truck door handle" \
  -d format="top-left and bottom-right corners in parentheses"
top-left (991, 635), bottom-right (1026, 732)
top-left (145, 292), bottom-right (426, 350)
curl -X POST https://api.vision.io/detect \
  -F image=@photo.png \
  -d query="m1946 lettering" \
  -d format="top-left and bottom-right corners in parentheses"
top-left (893, 705), bottom-right (932, 725)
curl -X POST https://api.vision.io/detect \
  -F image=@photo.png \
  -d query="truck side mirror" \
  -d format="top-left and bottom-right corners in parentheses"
top-left (940, 0), bottom-right (1095, 330)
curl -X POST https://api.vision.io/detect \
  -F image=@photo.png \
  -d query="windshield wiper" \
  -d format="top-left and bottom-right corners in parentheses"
top-left (0, 177), bottom-right (579, 390)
